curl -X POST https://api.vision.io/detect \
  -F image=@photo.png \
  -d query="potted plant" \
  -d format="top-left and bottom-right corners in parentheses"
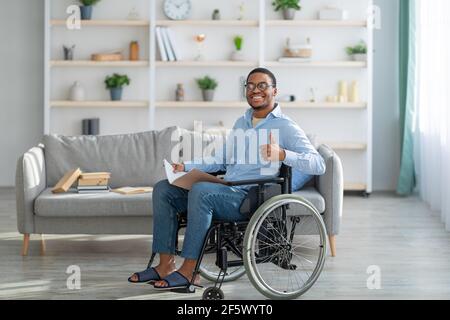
top-left (346, 41), bottom-right (367, 61)
top-left (272, 0), bottom-right (301, 20)
top-left (230, 35), bottom-right (244, 61)
top-left (104, 73), bottom-right (130, 101)
top-left (79, 0), bottom-right (101, 20)
top-left (196, 76), bottom-right (218, 102)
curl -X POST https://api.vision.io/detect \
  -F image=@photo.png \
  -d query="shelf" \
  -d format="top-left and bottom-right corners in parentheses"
top-left (266, 20), bottom-right (367, 27)
top-left (323, 142), bottom-right (367, 151)
top-left (50, 19), bottom-right (149, 27)
top-left (344, 183), bottom-right (367, 191)
top-left (266, 61), bottom-right (367, 68)
top-left (156, 20), bottom-right (259, 27)
top-left (283, 102), bottom-right (367, 109)
top-left (50, 101), bottom-right (148, 108)
top-left (156, 101), bottom-right (248, 108)
top-left (51, 60), bottom-right (149, 67)
top-left (156, 101), bottom-right (367, 109)
top-left (156, 60), bottom-right (258, 68)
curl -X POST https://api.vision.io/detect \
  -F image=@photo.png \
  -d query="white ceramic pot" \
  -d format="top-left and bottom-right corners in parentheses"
top-left (69, 81), bottom-right (85, 101)
top-left (352, 54), bottom-right (367, 62)
top-left (230, 50), bottom-right (244, 61)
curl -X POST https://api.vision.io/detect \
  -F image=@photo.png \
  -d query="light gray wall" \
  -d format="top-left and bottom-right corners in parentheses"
top-left (0, 0), bottom-right (44, 187)
top-left (373, 0), bottom-right (401, 191)
top-left (0, 0), bottom-right (400, 190)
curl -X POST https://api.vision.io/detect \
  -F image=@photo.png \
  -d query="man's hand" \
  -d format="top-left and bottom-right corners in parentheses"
top-left (172, 163), bottom-right (185, 173)
top-left (260, 133), bottom-right (286, 162)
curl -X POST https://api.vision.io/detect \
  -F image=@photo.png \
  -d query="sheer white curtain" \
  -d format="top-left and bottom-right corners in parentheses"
top-left (414, 0), bottom-right (450, 231)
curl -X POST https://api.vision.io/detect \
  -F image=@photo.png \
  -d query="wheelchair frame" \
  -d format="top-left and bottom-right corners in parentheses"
top-left (146, 165), bottom-right (324, 299)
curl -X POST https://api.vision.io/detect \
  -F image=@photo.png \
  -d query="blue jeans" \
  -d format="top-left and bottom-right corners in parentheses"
top-left (152, 180), bottom-right (248, 260)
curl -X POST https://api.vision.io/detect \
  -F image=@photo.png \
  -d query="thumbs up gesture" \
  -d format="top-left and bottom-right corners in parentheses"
top-left (260, 133), bottom-right (286, 162)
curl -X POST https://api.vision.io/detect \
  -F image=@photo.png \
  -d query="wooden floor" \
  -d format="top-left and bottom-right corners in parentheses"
top-left (1, 187), bottom-right (450, 300)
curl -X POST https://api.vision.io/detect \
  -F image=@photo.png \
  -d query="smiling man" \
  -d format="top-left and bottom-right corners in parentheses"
top-left (128, 67), bottom-right (326, 290)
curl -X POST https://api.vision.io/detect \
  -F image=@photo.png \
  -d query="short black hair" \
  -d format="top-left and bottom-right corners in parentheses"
top-left (247, 68), bottom-right (277, 88)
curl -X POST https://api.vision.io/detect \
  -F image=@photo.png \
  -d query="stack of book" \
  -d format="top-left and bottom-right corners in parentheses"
top-left (77, 172), bottom-right (111, 194)
top-left (155, 26), bottom-right (180, 62)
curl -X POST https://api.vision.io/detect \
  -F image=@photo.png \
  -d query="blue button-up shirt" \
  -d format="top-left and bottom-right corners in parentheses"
top-left (184, 104), bottom-right (326, 191)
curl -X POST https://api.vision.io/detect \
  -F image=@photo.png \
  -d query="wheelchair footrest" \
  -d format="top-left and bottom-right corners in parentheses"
top-left (171, 284), bottom-right (203, 294)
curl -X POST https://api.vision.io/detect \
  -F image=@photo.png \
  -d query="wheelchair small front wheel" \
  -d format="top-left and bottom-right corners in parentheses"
top-left (243, 195), bottom-right (327, 300)
top-left (202, 287), bottom-right (224, 300)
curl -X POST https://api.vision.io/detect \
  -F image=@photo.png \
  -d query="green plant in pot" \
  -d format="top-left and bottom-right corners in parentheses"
top-left (272, 0), bottom-right (301, 20)
top-left (105, 73), bottom-right (130, 101)
top-left (346, 41), bottom-right (367, 61)
top-left (196, 76), bottom-right (218, 102)
top-left (79, 0), bottom-right (101, 20)
top-left (231, 35), bottom-right (244, 61)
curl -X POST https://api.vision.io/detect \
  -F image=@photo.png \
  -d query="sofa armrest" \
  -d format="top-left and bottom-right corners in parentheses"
top-left (15, 146), bottom-right (46, 234)
top-left (315, 144), bottom-right (344, 236)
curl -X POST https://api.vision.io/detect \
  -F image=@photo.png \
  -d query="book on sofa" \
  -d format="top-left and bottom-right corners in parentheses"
top-left (52, 168), bottom-right (82, 194)
top-left (76, 172), bottom-right (111, 194)
top-left (52, 169), bottom-right (112, 194)
top-left (111, 187), bottom-right (153, 195)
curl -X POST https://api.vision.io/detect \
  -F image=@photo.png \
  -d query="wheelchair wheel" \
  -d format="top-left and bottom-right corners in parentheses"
top-left (243, 195), bottom-right (327, 300)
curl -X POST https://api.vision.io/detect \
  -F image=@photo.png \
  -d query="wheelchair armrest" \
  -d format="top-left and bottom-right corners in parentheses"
top-left (226, 177), bottom-right (285, 187)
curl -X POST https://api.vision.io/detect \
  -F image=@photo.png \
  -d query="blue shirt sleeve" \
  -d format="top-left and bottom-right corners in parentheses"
top-left (281, 122), bottom-right (326, 176)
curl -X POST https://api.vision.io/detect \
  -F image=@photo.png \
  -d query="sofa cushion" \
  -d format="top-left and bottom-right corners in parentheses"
top-left (292, 187), bottom-right (326, 213)
top-left (44, 127), bottom-right (182, 188)
top-left (34, 186), bottom-right (324, 218)
top-left (34, 188), bottom-right (152, 218)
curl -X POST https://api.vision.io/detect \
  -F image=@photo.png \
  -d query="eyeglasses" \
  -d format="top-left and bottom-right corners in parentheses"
top-left (245, 82), bottom-right (276, 92)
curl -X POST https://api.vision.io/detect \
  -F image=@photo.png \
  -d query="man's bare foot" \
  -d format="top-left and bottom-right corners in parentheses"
top-left (129, 263), bottom-right (176, 283)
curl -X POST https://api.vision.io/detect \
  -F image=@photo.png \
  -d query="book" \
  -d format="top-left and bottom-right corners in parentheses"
top-left (163, 159), bottom-right (227, 191)
top-left (79, 172), bottom-right (111, 179)
top-left (166, 27), bottom-right (180, 61)
top-left (112, 187), bottom-right (153, 195)
top-left (77, 185), bottom-right (109, 190)
top-left (52, 168), bottom-right (82, 194)
top-left (78, 177), bottom-right (109, 186)
top-left (155, 27), bottom-right (168, 61)
top-left (78, 187), bottom-right (111, 194)
top-left (161, 27), bottom-right (175, 61)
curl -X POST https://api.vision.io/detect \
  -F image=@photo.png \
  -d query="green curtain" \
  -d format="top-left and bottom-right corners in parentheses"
top-left (397, 0), bottom-right (417, 195)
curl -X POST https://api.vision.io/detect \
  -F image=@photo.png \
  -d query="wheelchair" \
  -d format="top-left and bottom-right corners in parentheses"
top-left (146, 165), bottom-right (327, 300)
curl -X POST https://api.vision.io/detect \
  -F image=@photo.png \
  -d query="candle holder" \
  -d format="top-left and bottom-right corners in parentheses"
top-left (194, 34), bottom-right (206, 61)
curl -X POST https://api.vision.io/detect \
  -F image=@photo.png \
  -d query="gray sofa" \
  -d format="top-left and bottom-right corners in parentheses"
top-left (15, 126), bottom-right (343, 256)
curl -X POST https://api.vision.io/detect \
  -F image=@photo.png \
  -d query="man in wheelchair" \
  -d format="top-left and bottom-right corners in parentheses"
top-left (129, 68), bottom-right (327, 299)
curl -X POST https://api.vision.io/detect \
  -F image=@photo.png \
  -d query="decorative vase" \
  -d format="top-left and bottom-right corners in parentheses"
top-left (63, 45), bottom-right (76, 60)
top-left (69, 81), bottom-right (85, 101)
top-left (109, 88), bottom-right (123, 101)
top-left (129, 41), bottom-right (140, 61)
top-left (212, 9), bottom-right (221, 20)
top-left (202, 89), bottom-right (215, 102)
top-left (352, 54), bottom-right (367, 62)
top-left (282, 8), bottom-right (296, 20)
top-left (176, 84), bottom-right (185, 101)
top-left (80, 5), bottom-right (93, 20)
top-left (230, 50), bottom-right (244, 61)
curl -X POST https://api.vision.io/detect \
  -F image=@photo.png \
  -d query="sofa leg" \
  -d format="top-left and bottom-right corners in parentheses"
top-left (328, 235), bottom-right (336, 257)
top-left (40, 234), bottom-right (46, 256)
top-left (22, 234), bottom-right (30, 256)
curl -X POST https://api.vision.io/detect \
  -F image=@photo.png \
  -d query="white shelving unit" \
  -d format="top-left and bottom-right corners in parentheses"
top-left (44, 0), bottom-right (373, 194)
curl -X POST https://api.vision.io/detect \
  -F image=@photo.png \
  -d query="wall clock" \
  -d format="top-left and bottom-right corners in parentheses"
top-left (163, 0), bottom-right (192, 20)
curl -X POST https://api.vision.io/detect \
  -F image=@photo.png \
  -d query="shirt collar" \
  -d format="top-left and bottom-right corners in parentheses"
top-left (244, 103), bottom-right (282, 124)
